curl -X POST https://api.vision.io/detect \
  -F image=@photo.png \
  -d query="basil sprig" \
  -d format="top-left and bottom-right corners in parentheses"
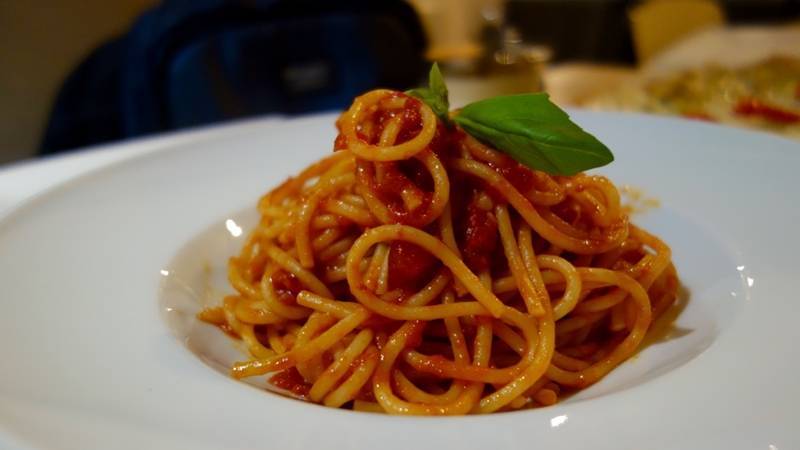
top-left (453, 94), bottom-right (613, 175)
top-left (406, 63), bottom-right (451, 125)
top-left (408, 65), bottom-right (614, 176)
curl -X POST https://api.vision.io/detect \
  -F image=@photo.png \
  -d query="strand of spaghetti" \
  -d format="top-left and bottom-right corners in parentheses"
top-left (403, 307), bottom-right (539, 384)
top-left (465, 317), bottom-right (493, 409)
top-left (322, 265), bottom-right (347, 283)
top-left (391, 289), bottom-right (470, 405)
top-left (266, 326), bottom-right (287, 353)
top-left (516, 223), bottom-right (549, 299)
top-left (346, 224), bottom-right (505, 318)
top-left (574, 287), bottom-right (629, 314)
top-left (301, 272), bottom-right (448, 319)
top-left (544, 210), bottom-right (602, 243)
top-left (312, 214), bottom-right (348, 229)
top-left (228, 258), bottom-right (260, 298)
top-left (221, 296), bottom-right (247, 336)
top-left (474, 311), bottom-right (554, 413)
top-left (551, 351), bottom-right (591, 371)
top-left (292, 312), bottom-right (335, 381)
top-left (231, 308), bottom-right (369, 378)
top-left (461, 134), bottom-right (565, 206)
top-left (197, 306), bottom-right (225, 325)
top-left (403, 270), bottom-right (451, 306)
top-left (265, 245), bottom-right (333, 298)
top-left (546, 268), bottom-right (651, 388)
top-left (379, 115), bottom-right (402, 146)
top-left (520, 375), bottom-right (552, 401)
top-left (495, 204), bottom-right (545, 316)
top-left (317, 236), bottom-right (356, 262)
top-left (451, 158), bottom-right (628, 254)
top-left (413, 150), bottom-right (451, 224)
top-left (353, 180), bottom-right (392, 224)
top-left (630, 225), bottom-right (672, 288)
top-left (232, 297), bottom-right (284, 324)
top-left (580, 229), bottom-right (669, 316)
top-left (376, 244), bottom-right (391, 295)
top-left (652, 263), bottom-right (679, 319)
top-left (398, 182), bottom-right (426, 212)
top-left (609, 300), bottom-right (628, 331)
top-left (323, 347), bottom-right (379, 407)
top-left (295, 169), bottom-right (356, 268)
top-left (381, 289), bottom-right (404, 303)
top-left (491, 275), bottom-right (518, 294)
top-left (311, 227), bottom-right (344, 252)
top-left (563, 175), bottom-right (621, 227)
top-left (442, 290), bottom-right (470, 364)
top-left (356, 149), bottom-right (450, 227)
top-left (533, 388), bottom-right (558, 406)
top-left (310, 329), bottom-right (374, 402)
top-left (373, 321), bottom-right (484, 415)
top-left (437, 204), bottom-right (467, 296)
top-left (260, 151), bottom-right (352, 207)
top-left (238, 324), bottom-right (274, 358)
top-left (393, 371), bottom-right (468, 404)
top-left (296, 291), bottom-right (359, 318)
top-left (339, 90), bottom-right (437, 161)
top-left (363, 243), bottom-right (389, 291)
top-left (341, 193), bottom-right (367, 208)
top-left (594, 236), bottom-right (637, 268)
top-left (322, 199), bottom-right (376, 227)
top-left (353, 400), bottom-right (385, 413)
top-left (492, 320), bottom-right (526, 354)
top-left (556, 310), bottom-right (606, 335)
top-left (260, 264), bottom-right (311, 320)
top-left (460, 133), bottom-right (505, 164)
top-left (527, 172), bottom-right (565, 205)
top-left (474, 270), bottom-right (556, 413)
top-left (576, 226), bottom-right (671, 315)
top-left (536, 255), bottom-right (581, 320)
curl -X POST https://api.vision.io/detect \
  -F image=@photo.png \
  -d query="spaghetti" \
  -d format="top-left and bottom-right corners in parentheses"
top-left (198, 89), bottom-right (679, 414)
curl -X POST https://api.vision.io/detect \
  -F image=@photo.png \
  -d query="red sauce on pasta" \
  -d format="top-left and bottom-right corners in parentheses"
top-left (462, 201), bottom-right (498, 272)
top-left (388, 241), bottom-right (438, 289)
top-left (269, 367), bottom-right (311, 397)
top-left (734, 98), bottom-right (800, 124)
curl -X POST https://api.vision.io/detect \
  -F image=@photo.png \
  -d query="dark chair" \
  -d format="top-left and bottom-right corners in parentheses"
top-left (41, 0), bottom-right (427, 154)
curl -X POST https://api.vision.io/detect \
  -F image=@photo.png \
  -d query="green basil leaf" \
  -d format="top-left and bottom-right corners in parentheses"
top-left (453, 93), bottom-right (614, 175)
top-left (406, 63), bottom-right (450, 125)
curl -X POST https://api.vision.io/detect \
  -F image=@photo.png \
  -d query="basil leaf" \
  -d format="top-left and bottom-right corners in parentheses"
top-left (454, 93), bottom-right (614, 176)
top-left (406, 63), bottom-right (450, 125)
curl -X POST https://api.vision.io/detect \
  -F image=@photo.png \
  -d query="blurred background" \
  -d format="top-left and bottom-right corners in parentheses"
top-left (1, 0), bottom-right (798, 165)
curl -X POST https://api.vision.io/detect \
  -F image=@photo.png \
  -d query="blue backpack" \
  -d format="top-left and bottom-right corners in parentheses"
top-left (42, 0), bottom-right (427, 154)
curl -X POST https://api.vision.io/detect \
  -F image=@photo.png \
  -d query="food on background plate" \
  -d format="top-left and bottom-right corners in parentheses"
top-left (587, 56), bottom-right (800, 139)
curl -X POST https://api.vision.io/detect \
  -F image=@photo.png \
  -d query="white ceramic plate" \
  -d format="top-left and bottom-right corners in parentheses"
top-left (0, 112), bottom-right (798, 450)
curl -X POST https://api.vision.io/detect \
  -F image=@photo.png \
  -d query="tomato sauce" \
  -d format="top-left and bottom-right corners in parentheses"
top-left (333, 132), bottom-right (348, 151)
top-left (272, 270), bottom-right (304, 305)
top-left (734, 98), bottom-right (800, 124)
top-left (492, 159), bottom-right (536, 194)
top-left (269, 367), bottom-right (311, 397)
top-left (388, 241), bottom-right (438, 290)
top-left (461, 201), bottom-right (498, 272)
top-left (392, 98), bottom-right (423, 144)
